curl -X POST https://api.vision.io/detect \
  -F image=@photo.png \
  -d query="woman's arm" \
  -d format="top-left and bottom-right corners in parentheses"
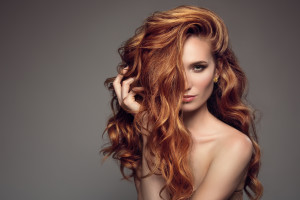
top-left (134, 157), bottom-right (169, 200)
top-left (139, 136), bottom-right (170, 200)
top-left (134, 164), bottom-right (143, 200)
top-left (113, 68), bottom-right (168, 200)
top-left (134, 121), bottom-right (169, 200)
top-left (191, 134), bottom-right (253, 200)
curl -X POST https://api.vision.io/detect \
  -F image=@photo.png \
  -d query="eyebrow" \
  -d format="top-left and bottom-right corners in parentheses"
top-left (189, 61), bottom-right (209, 67)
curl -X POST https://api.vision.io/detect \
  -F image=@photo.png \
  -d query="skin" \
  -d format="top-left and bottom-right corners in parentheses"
top-left (113, 35), bottom-right (253, 200)
top-left (181, 35), bottom-right (216, 114)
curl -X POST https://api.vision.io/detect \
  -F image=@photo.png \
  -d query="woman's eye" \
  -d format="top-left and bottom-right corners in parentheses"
top-left (193, 65), bottom-right (207, 72)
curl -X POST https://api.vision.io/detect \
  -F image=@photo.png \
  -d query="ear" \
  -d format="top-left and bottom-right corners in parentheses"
top-left (214, 58), bottom-right (223, 79)
top-left (214, 68), bottom-right (220, 79)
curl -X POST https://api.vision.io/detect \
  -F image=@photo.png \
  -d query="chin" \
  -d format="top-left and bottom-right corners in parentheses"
top-left (180, 103), bottom-right (203, 113)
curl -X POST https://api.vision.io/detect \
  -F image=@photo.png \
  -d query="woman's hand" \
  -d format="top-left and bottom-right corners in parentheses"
top-left (113, 67), bottom-right (143, 115)
top-left (113, 67), bottom-right (151, 143)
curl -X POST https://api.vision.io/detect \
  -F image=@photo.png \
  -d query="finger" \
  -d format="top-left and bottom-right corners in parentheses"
top-left (128, 89), bottom-right (136, 96)
top-left (122, 90), bottom-right (136, 107)
top-left (122, 90), bottom-right (140, 114)
top-left (113, 67), bottom-right (129, 104)
top-left (131, 87), bottom-right (145, 98)
top-left (121, 77), bottom-right (135, 100)
top-left (113, 74), bottom-right (123, 103)
top-left (131, 87), bottom-right (144, 92)
top-left (122, 66), bottom-right (129, 71)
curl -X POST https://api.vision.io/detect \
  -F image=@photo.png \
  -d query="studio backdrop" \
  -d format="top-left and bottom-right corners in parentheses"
top-left (1, 0), bottom-right (299, 199)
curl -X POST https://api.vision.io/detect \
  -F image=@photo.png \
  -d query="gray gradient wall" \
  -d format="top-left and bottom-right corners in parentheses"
top-left (1, 0), bottom-right (299, 199)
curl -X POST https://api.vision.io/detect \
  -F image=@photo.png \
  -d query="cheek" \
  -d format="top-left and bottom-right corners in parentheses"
top-left (193, 74), bottom-right (214, 93)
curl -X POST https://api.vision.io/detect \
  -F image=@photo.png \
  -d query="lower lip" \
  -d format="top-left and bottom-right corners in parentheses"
top-left (183, 96), bottom-right (196, 102)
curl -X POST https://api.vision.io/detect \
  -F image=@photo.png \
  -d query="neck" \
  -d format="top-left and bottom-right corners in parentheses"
top-left (182, 103), bottom-right (214, 133)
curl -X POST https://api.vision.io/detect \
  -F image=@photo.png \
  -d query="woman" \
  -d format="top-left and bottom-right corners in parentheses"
top-left (101, 5), bottom-right (263, 200)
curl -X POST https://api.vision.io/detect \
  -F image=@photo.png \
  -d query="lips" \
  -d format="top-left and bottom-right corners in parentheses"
top-left (183, 95), bottom-right (196, 98)
top-left (183, 95), bottom-right (196, 102)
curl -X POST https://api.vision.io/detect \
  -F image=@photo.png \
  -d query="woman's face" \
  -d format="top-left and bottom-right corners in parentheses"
top-left (181, 35), bottom-right (217, 113)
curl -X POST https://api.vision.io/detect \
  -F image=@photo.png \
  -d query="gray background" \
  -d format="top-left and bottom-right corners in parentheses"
top-left (1, 0), bottom-right (299, 199)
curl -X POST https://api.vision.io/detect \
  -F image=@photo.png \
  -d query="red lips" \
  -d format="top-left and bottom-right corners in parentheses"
top-left (183, 95), bottom-right (196, 102)
top-left (183, 95), bottom-right (196, 98)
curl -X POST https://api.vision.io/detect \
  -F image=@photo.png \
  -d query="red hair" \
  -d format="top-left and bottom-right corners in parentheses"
top-left (101, 5), bottom-right (263, 200)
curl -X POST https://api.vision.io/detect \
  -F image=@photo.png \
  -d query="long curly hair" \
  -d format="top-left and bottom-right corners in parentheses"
top-left (101, 5), bottom-right (263, 200)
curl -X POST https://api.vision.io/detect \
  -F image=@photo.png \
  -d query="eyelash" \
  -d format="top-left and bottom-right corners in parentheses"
top-left (192, 65), bottom-right (207, 72)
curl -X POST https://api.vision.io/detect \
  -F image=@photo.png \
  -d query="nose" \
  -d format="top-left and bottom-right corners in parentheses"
top-left (184, 72), bottom-right (192, 91)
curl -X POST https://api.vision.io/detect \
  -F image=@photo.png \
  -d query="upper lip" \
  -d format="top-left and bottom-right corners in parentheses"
top-left (183, 95), bottom-right (196, 98)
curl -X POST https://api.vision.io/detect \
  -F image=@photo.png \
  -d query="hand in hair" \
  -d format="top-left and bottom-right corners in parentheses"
top-left (113, 67), bottom-right (144, 115)
top-left (113, 67), bottom-right (151, 141)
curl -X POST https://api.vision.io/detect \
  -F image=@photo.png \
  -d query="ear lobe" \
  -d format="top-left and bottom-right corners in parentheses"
top-left (214, 69), bottom-right (220, 79)
top-left (213, 69), bottom-right (220, 83)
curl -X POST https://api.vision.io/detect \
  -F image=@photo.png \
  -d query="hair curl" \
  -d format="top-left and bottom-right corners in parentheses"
top-left (101, 5), bottom-right (263, 200)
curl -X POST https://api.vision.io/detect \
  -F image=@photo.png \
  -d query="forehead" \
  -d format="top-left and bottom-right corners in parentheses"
top-left (182, 35), bottom-right (213, 64)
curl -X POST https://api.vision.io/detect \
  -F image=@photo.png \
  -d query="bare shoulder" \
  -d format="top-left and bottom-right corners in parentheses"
top-left (212, 119), bottom-right (253, 177)
top-left (190, 116), bottom-right (253, 169)
top-left (190, 120), bottom-right (253, 199)
top-left (214, 121), bottom-right (253, 160)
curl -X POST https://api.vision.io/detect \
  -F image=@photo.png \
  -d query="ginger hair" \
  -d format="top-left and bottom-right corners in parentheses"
top-left (101, 5), bottom-right (263, 200)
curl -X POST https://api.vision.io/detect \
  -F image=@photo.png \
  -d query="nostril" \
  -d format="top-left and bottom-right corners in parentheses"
top-left (184, 79), bottom-right (191, 91)
top-left (185, 83), bottom-right (191, 91)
